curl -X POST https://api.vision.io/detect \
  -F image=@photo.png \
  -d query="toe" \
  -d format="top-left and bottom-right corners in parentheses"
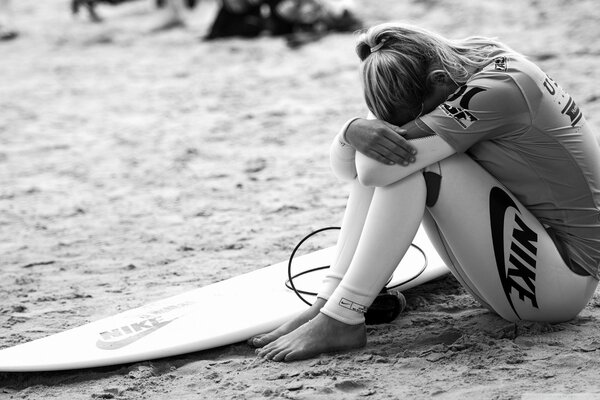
top-left (272, 349), bottom-right (290, 362)
top-left (252, 332), bottom-right (277, 348)
top-left (284, 348), bottom-right (308, 362)
top-left (257, 341), bottom-right (279, 358)
top-left (248, 335), bottom-right (265, 347)
top-left (256, 348), bottom-right (269, 358)
top-left (264, 347), bottom-right (282, 360)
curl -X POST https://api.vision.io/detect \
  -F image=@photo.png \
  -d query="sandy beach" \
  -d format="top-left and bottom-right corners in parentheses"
top-left (1, 0), bottom-right (600, 398)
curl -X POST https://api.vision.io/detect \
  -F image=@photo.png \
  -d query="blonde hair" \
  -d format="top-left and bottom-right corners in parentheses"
top-left (356, 23), bottom-right (515, 122)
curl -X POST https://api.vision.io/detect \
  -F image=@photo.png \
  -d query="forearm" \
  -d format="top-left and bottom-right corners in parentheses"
top-left (330, 112), bottom-right (456, 186)
top-left (355, 134), bottom-right (456, 187)
top-left (330, 111), bottom-right (382, 181)
top-left (329, 118), bottom-right (360, 181)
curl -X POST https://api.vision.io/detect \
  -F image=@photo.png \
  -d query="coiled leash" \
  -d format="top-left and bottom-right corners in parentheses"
top-left (285, 227), bottom-right (428, 325)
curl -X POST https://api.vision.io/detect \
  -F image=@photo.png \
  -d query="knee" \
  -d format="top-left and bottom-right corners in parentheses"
top-left (357, 170), bottom-right (388, 187)
top-left (379, 172), bottom-right (426, 196)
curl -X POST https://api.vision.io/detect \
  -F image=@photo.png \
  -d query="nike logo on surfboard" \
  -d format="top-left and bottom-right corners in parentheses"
top-left (96, 317), bottom-right (177, 350)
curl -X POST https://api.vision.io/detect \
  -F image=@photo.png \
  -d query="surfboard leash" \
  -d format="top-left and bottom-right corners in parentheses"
top-left (285, 227), bottom-right (428, 324)
top-left (285, 226), bottom-right (339, 306)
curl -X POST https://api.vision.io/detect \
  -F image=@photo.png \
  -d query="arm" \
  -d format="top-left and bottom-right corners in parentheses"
top-left (329, 118), bottom-right (359, 181)
top-left (355, 118), bottom-right (456, 187)
top-left (342, 72), bottom-right (530, 186)
top-left (330, 112), bottom-right (420, 181)
top-left (330, 116), bottom-right (456, 186)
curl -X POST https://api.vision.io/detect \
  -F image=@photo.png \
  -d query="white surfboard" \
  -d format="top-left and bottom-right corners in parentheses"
top-left (0, 226), bottom-right (448, 372)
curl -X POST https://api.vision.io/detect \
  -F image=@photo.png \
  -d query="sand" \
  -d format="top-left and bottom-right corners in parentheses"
top-left (1, 0), bottom-right (600, 399)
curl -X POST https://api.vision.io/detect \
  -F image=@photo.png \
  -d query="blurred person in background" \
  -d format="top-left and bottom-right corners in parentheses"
top-left (152, 0), bottom-right (198, 32)
top-left (70, 0), bottom-right (197, 30)
top-left (205, 0), bottom-right (362, 47)
top-left (0, 0), bottom-right (18, 41)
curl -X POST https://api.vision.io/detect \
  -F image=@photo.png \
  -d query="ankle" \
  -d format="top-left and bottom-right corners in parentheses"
top-left (315, 312), bottom-right (367, 348)
top-left (311, 298), bottom-right (327, 311)
top-left (316, 311), bottom-right (365, 330)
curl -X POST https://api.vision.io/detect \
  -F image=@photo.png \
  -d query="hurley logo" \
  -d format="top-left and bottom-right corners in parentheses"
top-left (440, 103), bottom-right (478, 129)
top-left (489, 187), bottom-right (539, 320)
top-left (441, 86), bottom-right (486, 129)
top-left (96, 316), bottom-right (176, 350)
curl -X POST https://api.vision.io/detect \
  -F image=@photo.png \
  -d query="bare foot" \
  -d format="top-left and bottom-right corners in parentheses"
top-left (255, 312), bottom-right (366, 362)
top-left (248, 298), bottom-right (326, 348)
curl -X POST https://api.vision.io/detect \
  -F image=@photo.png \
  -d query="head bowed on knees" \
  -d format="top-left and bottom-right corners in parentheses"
top-left (354, 23), bottom-right (515, 124)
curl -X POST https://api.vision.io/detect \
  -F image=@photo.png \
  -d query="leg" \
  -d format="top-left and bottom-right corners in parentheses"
top-left (257, 172), bottom-right (427, 361)
top-left (321, 172), bottom-right (426, 325)
top-left (421, 210), bottom-right (493, 311)
top-left (249, 181), bottom-right (376, 347)
top-left (0, 0), bottom-right (18, 39)
top-left (72, 0), bottom-right (102, 23)
top-left (427, 154), bottom-right (597, 322)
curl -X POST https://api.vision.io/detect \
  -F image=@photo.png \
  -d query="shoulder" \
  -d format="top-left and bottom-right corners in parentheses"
top-left (445, 55), bottom-right (538, 118)
top-left (419, 55), bottom-right (534, 146)
top-left (466, 54), bottom-right (545, 109)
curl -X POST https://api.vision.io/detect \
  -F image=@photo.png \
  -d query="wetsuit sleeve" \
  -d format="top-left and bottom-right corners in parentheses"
top-left (329, 117), bottom-right (360, 181)
top-left (353, 74), bottom-right (530, 187)
top-left (331, 114), bottom-right (457, 187)
top-left (420, 73), bottom-right (531, 153)
top-left (355, 134), bottom-right (456, 187)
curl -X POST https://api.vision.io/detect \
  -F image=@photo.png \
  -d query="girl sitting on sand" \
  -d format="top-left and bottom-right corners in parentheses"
top-left (250, 22), bottom-right (600, 361)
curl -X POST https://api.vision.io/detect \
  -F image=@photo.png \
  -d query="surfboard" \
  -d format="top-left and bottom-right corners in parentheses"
top-left (0, 226), bottom-right (448, 372)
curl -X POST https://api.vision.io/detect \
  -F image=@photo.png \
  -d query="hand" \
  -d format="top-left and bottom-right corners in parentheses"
top-left (345, 118), bottom-right (417, 166)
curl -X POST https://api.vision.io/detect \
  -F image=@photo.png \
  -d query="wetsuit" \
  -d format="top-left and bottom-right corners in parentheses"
top-left (322, 52), bottom-right (600, 324)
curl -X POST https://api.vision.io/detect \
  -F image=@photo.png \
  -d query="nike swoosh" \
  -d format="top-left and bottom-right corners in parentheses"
top-left (96, 319), bottom-right (176, 350)
top-left (339, 298), bottom-right (352, 308)
top-left (489, 186), bottom-right (521, 319)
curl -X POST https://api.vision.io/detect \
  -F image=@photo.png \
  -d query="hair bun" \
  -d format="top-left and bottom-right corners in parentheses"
top-left (356, 41), bottom-right (372, 61)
